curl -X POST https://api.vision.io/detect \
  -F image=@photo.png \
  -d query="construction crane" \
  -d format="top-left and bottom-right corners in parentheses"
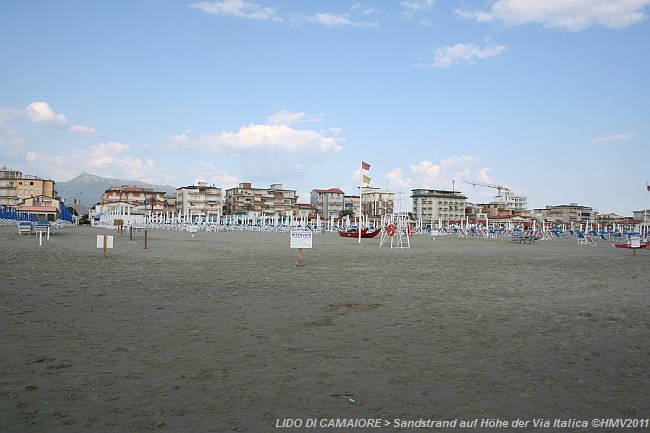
top-left (463, 181), bottom-right (511, 199)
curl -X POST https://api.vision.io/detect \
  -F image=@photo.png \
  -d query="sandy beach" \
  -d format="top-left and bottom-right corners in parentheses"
top-left (1, 225), bottom-right (648, 432)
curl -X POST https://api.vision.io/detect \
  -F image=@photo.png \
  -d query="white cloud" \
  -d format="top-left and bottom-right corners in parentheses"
top-left (24, 142), bottom-right (161, 183)
top-left (401, 0), bottom-right (435, 11)
top-left (401, 0), bottom-right (435, 21)
top-left (190, 0), bottom-right (279, 21)
top-left (386, 155), bottom-right (487, 191)
top-left (191, 162), bottom-right (241, 190)
top-left (386, 167), bottom-right (413, 190)
top-left (70, 124), bottom-right (97, 135)
top-left (309, 13), bottom-right (377, 27)
top-left (424, 42), bottom-right (507, 68)
top-left (267, 110), bottom-right (322, 126)
top-left (26, 101), bottom-right (68, 126)
top-left (167, 118), bottom-right (343, 182)
top-left (590, 133), bottom-right (638, 145)
top-left (458, 0), bottom-right (650, 31)
top-left (168, 123), bottom-right (343, 154)
top-left (477, 167), bottom-right (492, 183)
top-left (24, 101), bottom-right (95, 135)
top-left (0, 128), bottom-right (25, 156)
top-left (0, 108), bottom-right (22, 125)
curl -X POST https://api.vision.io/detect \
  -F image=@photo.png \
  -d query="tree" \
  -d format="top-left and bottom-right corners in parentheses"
top-left (340, 208), bottom-right (355, 218)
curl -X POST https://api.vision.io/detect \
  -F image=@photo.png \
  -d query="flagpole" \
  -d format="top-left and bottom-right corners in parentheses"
top-left (643, 182), bottom-right (650, 231)
top-left (359, 166), bottom-right (362, 244)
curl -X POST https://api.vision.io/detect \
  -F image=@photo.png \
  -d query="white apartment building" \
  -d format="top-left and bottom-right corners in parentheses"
top-left (360, 187), bottom-right (394, 218)
top-left (176, 182), bottom-right (222, 219)
top-left (412, 188), bottom-right (467, 222)
top-left (99, 185), bottom-right (167, 212)
top-left (225, 183), bottom-right (297, 216)
top-left (311, 188), bottom-right (345, 218)
top-left (1, 167), bottom-right (56, 206)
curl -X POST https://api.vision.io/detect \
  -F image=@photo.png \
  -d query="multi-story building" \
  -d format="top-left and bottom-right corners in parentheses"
top-left (18, 195), bottom-right (61, 221)
top-left (224, 183), bottom-right (297, 216)
top-left (412, 188), bottom-right (467, 222)
top-left (310, 188), bottom-right (345, 218)
top-left (492, 193), bottom-right (527, 211)
top-left (632, 209), bottom-right (650, 223)
top-left (360, 187), bottom-right (394, 219)
top-left (17, 175), bottom-right (55, 201)
top-left (535, 203), bottom-right (596, 223)
top-left (343, 195), bottom-right (359, 215)
top-left (0, 167), bottom-right (22, 206)
top-left (99, 185), bottom-right (166, 213)
top-left (295, 203), bottom-right (317, 220)
top-left (478, 202), bottom-right (516, 218)
top-left (1, 167), bottom-right (56, 206)
top-left (176, 182), bottom-right (222, 219)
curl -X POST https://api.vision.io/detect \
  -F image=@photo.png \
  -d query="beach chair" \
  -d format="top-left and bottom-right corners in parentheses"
top-left (34, 220), bottom-right (51, 236)
top-left (18, 221), bottom-right (33, 236)
top-left (577, 232), bottom-right (596, 246)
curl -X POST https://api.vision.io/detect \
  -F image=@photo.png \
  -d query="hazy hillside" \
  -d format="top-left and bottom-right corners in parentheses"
top-left (56, 173), bottom-right (177, 207)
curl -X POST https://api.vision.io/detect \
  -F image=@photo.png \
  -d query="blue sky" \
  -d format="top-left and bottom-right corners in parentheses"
top-left (1, 0), bottom-right (649, 215)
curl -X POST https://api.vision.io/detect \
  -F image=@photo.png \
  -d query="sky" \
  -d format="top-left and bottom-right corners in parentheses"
top-left (1, 0), bottom-right (649, 215)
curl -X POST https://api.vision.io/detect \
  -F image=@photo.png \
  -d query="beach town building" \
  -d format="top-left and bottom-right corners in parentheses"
top-left (99, 185), bottom-right (166, 212)
top-left (411, 189), bottom-right (467, 223)
top-left (360, 187), bottom-right (395, 219)
top-left (595, 213), bottom-right (627, 226)
top-left (632, 209), bottom-right (650, 223)
top-left (1, 167), bottom-right (56, 206)
top-left (0, 167), bottom-right (22, 206)
top-left (295, 203), bottom-right (317, 220)
top-left (91, 185), bottom-right (168, 225)
top-left (478, 202), bottom-right (518, 218)
top-left (534, 203), bottom-right (596, 224)
top-left (492, 193), bottom-right (527, 212)
top-left (176, 182), bottom-right (222, 220)
top-left (224, 183), bottom-right (297, 216)
top-left (310, 188), bottom-right (345, 218)
top-left (18, 195), bottom-right (62, 221)
top-left (17, 175), bottom-right (55, 201)
top-left (343, 195), bottom-right (359, 215)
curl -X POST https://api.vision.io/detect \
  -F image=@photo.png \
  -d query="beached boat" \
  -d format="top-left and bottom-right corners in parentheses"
top-left (338, 227), bottom-right (381, 238)
top-left (338, 227), bottom-right (368, 238)
top-left (613, 241), bottom-right (648, 249)
top-left (363, 228), bottom-right (381, 238)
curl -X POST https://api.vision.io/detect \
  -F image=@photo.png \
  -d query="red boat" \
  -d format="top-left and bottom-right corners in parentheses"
top-left (613, 241), bottom-right (648, 249)
top-left (338, 227), bottom-right (381, 238)
top-left (364, 228), bottom-right (381, 238)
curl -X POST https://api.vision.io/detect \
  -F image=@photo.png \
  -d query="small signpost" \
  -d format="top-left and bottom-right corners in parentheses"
top-left (97, 234), bottom-right (114, 257)
top-left (631, 236), bottom-right (641, 256)
top-left (290, 230), bottom-right (313, 269)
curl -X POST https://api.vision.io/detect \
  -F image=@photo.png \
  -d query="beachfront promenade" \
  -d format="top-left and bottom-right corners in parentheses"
top-left (1, 225), bottom-right (648, 432)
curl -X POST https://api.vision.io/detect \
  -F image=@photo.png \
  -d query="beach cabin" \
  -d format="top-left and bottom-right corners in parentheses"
top-left (18, 195), bottom-right (61, 221)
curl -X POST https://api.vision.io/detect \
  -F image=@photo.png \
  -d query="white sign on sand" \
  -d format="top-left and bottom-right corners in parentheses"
top-left (630, 236), bottom-right (641, 249)
top-left (290, 230), bottom-right (313, 249)
top-left (97, 235), bottom-right (114, 249)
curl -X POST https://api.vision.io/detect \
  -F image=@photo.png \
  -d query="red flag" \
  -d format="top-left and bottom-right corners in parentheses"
top-left (361, 161), bottom-right (370, 170)
top-left (647, 184), bottom-right (650, 192)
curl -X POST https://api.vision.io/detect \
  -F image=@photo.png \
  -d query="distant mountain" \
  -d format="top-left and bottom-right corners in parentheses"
top-left (56, 172), bottom-right (177, 207)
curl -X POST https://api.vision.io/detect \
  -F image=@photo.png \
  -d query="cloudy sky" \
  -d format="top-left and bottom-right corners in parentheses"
top-left (1, 0), bottom-right (649, 214)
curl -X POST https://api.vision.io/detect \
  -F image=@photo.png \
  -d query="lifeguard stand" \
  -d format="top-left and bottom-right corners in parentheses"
top-left (380, 214), bottom-right (411, 249)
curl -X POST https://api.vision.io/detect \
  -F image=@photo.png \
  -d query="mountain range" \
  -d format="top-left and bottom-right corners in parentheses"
top-left (56, 173), bottom-right (177, 209)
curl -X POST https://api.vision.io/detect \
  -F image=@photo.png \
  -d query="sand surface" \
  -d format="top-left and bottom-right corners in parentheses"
top-left (1, 225), bottom-right (648, 432)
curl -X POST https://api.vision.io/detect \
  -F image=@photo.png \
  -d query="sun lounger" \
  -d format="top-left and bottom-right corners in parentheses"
top-left (34, 221), bottom-right (51, 235)
top-left (511, 234), bottom-right (535, 244)
top-left (577, 232), bottom-right (596, 246)
top-left (18, 221), bottom-right (33, 236)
